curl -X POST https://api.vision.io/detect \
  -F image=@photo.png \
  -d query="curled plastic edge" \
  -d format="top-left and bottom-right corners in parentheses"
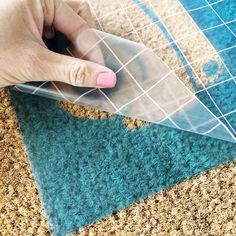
top-left (14, 29), bottom-right (236, 143)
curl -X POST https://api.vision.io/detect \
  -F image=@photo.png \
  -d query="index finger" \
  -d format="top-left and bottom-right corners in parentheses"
top-left (64, 0), bottom-right (95, 27)
top-left (45, 0), bottom-right (105, 65)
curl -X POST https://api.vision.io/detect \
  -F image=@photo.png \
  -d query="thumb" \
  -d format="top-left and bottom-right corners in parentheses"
top-left (32, 47), bottom-right (117, 88)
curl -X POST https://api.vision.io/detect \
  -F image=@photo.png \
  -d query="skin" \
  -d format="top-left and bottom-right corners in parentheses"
top-left (0, 0), bottom-right (117, 88)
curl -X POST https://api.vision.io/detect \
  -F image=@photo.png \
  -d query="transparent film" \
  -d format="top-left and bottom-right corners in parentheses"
top-left (14, 29), bottom-right (236, 143)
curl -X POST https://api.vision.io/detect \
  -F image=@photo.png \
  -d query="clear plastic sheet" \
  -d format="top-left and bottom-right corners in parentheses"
top-left (14, 29), bottom-right (236, 143)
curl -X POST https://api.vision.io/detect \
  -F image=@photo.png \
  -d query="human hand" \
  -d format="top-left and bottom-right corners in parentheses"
top-left (0, 0), bottom-right (117, 88)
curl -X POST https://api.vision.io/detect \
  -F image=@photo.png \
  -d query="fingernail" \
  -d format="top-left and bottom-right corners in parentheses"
top-left (97, 73), bottom-right (117, 88)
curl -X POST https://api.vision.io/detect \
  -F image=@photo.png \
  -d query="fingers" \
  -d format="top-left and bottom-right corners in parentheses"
top-left (47, 1), bottom-right (105, 67)
top-left (40, 0), bottom-right (114, 88)
top-left (43, 0), bottom-right (89, 43)
top-left (43, 0), bottom-right (94, 38)
top-left (29, 46), bottom-right (116, 88)
top-left (66, 29), bottom-right (105, 65)
top-left (64, 0), bottom-right (95, 27)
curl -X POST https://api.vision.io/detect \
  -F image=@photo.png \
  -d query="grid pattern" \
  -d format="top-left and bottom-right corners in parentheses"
top-left (14, 0), bottom-right (236, 142)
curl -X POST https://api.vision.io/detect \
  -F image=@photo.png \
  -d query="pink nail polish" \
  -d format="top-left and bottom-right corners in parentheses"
top-left (97, 73), bottom-right (117, 88)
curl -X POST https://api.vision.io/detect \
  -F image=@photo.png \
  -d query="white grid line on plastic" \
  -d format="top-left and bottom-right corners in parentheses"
top-left (205, 0), bottom-right (236, 84)
top-left (27, 1), bottom-right (234, 140)
top-left (96, 0), bottom-right (149, 20)
top-left (176, 0), bottom-right (236, 135)
top-left (174, 0), bottom-right (236, 86)
top-left (131, 13), bottom-right (236, 41)
top-left (95, 32), bottom-right (186, 130)
top-left (89, 0), bottom-right (235, 85)
top-left (97, 0), bottom-right (227, 40)
top-left (28, 42), bottom-right (236, 121)
top-left (103, 40), bottom-right (232, 136)
top-left (73, 88), bottom-right (97, 104)
top-left (89, 0), bottom-right (236, 81)
top-left (118, 0), bottom-right (143, 42)
top-left (117, 0), bottom-right (158, 122)
top-left (197, 76), bottom-right (236, 93)
top-left (87, 0), bottom-right (104, 30)
top-left (150, 19), bottom-right (236, 61)
top-left (69, 1), bottom-right (234, 138)
top-left (205, 0), bottom-right (236, 38)
top-left (75, 42), bottom-right (236, 103)
top-left (119, 0), bottom-right (198, 132)
top-left (202, 123), bottom-right (221, 135)
top-left (51, 82), bottom-right (73, 103)
top-left (88, 0), bottom-right (236, 71)
top-left (114, 1), bottom-right (211, 132)
top-left (80, 35), bottom-right (110, 59)
top-left (89, 0), bottom-right (155, 120)
top-left (222, 109), bottom-right (236, 119)
top-left (31, 82), bottom-right (48, 95)
top-left (22, 59), bottom-right (234, 136)
top-left (98, 88), bottom-right (121, 112)
top-left (147, 0), bottom-right (236, 137)
top-left (97, 0), bottom-right (224, 23)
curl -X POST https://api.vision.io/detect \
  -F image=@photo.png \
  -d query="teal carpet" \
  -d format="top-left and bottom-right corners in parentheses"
top-left (10, 90), bottom-right (236, 236)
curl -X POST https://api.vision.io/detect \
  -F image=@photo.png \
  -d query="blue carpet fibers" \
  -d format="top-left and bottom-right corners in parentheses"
top-left (10, 90), bottom-right (236, 236)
